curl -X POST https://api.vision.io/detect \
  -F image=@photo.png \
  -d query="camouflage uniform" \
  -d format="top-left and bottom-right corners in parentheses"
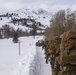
top-left (49, 36), bottom-right (61, 75)
top-left (61, 64), bottom-right (76, 75)
top-left (53, 48), bottom-right (60, 75)
top-left (49, 38), bottom-right (56, 69)
top-left (59, 31), bottom-right (76, 75)
top-left (43, 40), bottom-right (50, 64)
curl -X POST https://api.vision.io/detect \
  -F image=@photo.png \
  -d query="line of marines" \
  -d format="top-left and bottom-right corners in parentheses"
top-left (36, 30), bottom-right (76, 75)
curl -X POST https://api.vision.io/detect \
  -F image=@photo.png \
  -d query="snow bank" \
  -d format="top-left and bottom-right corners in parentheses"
top-left (29, 47), bottom-right (40, 75)
top-left (16, 44), bottom-right (37, 75)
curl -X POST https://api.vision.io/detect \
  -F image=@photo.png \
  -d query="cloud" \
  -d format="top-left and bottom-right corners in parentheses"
top-left (71, 4), bottom-right (76, 11)
top-left (4, 2), bottom-right (23, 11)
top-left (0, 0), bottom-right (76, 12)
top-left (0, 0), bottom-right (23, 12)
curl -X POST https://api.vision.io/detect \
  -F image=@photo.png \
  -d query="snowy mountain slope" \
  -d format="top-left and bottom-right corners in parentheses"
top-left (0, 8), bottom-right (51, 31)
top-left (13, 8), bottom-right (51, 26)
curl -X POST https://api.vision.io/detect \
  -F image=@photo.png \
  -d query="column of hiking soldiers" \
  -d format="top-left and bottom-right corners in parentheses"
top-left (41, 30), bottom-right (76, 75)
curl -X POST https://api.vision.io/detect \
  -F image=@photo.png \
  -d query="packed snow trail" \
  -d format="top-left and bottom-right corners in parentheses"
top-left (29, 46), bottom-right (52, 75)
top-left (35, 47), bottom-right (52, 75)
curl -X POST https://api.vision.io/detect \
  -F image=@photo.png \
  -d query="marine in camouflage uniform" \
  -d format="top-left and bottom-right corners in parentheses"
top-left (47, 36), bottom-right (61, 75)
top-left (41, 40), bottom-right (45, 50)
top-left (48, 38), bottom-right (56, 69)
top-left (59, 31), bottom-right (76, 75)
top-left (45, 40), bottom-right (52, 64)
top-left (52, 36), bottom-right (61, 75)
top-left (43, 40), bottom-right (50, 64)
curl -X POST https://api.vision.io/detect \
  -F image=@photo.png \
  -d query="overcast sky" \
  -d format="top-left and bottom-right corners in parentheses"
top-left (0, 0), bottom-right (76, 12)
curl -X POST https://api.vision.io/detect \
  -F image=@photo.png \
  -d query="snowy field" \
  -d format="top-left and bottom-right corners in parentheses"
top-left (0, 36), bottom-right (51, 75)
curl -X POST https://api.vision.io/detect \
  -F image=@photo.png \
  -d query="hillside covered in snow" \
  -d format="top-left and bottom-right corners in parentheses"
top-left (0, 8), bottom-right (51, 39)
top-left (0, 8), bottom-right (51, 31)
